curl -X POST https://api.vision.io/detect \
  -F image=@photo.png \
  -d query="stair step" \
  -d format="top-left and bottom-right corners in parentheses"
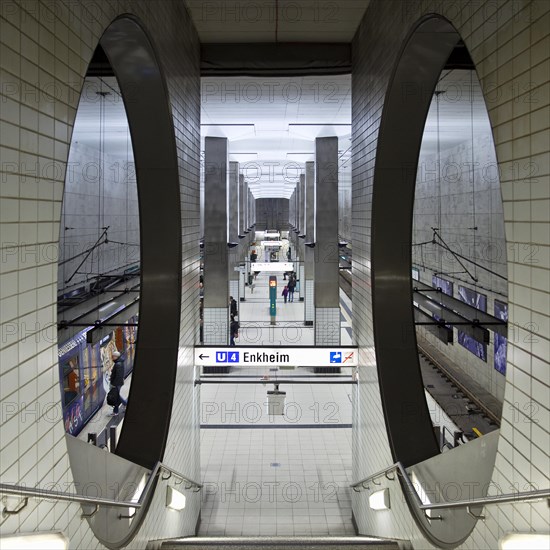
top-left (160, 536), bottom-right (401, 549)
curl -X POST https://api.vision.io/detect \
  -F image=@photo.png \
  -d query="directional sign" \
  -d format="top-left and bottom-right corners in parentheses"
top-left (194, 347), bottom-right (358, 367)
top-left (249, 262), bottom-right (294, 272)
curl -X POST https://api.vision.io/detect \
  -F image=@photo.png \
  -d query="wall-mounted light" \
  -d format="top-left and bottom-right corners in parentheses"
top-left (500, 533), bottom-right (550, 550)
top-left (0, 532), bottom-right (69, 549)
top-left (369, 488), bottom-right (390, 510)
top-left (166, 486), bottom-right (186, 511)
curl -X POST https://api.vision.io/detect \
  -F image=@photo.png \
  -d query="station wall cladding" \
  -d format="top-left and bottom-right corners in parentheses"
top-left (351, 0), bottom-right (549, 548)
top-left (413, 122), bottom-right (508, 405)
top-left (59, 139), bottom-right (139, 291)
top-left (255, 197), bottom-right (290, 231)
top-left (0, 1), bottom-right (201, 548)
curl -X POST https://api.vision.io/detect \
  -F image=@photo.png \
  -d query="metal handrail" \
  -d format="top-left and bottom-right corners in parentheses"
top-left (419, 488), bottom-right (550, 510)
top-left (0, 483), bottom-right (137, 509)
top-left (351, 461), bottom-right (549, 518)
top-left (350, 462), bottom-right (400, 491)
top-left (157, 463), bottom-right (202, 492)
top-left (0, 461), bottom-right (202, 517)
top-left (440, 425), bottom-right (464, 450)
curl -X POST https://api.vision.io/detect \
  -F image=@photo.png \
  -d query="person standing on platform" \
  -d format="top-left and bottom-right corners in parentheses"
top-left (229, 296), bottom-right (238, 318)
top-left (230, 315), bottom-right (240, 346)
top-left (282, 285), bottom-right (289, 303)
top-left (108, 351), bottom-right (127, 416)
top-left (250, 250), bottom-right (257, 263)
top-left (287, 276), bottom-right (296, 302)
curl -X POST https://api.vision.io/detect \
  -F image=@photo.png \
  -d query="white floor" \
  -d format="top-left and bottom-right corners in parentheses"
top-left (199, 428), bottom-right (354, 536)
top-left (237, 268), bottom-right (353, 346)
top-left (199, 262), bottom-right (355, 536)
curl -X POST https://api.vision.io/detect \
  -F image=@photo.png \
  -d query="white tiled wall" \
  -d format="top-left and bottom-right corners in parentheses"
top-left (413, 125), bottom-right (508, 403)
top-left (0, 0), bottom-right (201, 547)
top-left (315, 308), bottom-right (341, 346)
top-left (351, 0), bottom-right (549, 548)
top-left (203, 308), bottom-right (229, 345)
top-left (305, 279), bottom-right (314, 323)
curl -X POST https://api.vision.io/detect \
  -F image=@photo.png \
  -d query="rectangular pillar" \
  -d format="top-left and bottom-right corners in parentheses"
top-left (289, 189), bottom-right (295, 236)
top-left (298, 173), bottom-right (305, 238)
top-left (315, 137), bottom-right (340, 345)
top-left (245, 181), bottom-right (250, 231)
top-left (304, 161), bottom-right (315, 325)
top-left (299, 173), bottom-right (306, 257)
top-left (228, 162), bottom-right (240, 302)
top-left (229, 162), bottom-right (239, 244)
top-left (239, 174), bottom-right (245, 238)
top-left (203, 137), bottom-right (229, 345)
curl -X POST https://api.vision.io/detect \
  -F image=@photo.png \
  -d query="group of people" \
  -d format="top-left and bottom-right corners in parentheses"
top-left (281, 272), bottom-right (297, 303)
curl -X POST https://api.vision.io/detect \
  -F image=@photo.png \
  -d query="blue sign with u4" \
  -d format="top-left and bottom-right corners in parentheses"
top-left (216, 351), bottom-right (239, 363)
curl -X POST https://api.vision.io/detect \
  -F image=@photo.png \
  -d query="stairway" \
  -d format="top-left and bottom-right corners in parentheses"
top-left (160, 536), bottom-right (401, 549)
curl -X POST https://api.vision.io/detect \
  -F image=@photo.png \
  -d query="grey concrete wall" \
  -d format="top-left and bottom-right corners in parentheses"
top-left (58, 140), bottom-right (139, 292)
top-left (413, 117), bottom-right (507, 402)
top-left (351, 0), bottom-right (549, 548)
top-left (255, 197), bottom-right (289, 230)
top-left (0, 1), bottom-right (201, 547)
top-left (339, 159), bottom-right (352, 243)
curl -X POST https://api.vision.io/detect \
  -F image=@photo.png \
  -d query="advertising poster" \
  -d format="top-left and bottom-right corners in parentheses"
top-left (494, 300), bottom-right (508, 375)
top-left (432, 275), bottom-right (453, 296)
top-left (432, 275), bottom-right (453, 323)
top-left (458, 285), bottom-right (487, 361)
top-left (59, 348), bottom-right (82, 435)
top-left (123, 318), bottom-right (138, 375)
top-left (63, 395), bottom-right (84, 436)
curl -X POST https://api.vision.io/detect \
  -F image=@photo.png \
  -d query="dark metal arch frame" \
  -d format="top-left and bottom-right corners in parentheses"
top-left (372, 13), bottom-right (461, 468)
top-left (98, 16), bottom-right (183, 470)
top-left (370, 14), bottom-right (495, 547)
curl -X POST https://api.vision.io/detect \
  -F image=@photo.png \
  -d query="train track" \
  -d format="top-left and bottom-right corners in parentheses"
top-left (338, 270), bottom-right (500, 440)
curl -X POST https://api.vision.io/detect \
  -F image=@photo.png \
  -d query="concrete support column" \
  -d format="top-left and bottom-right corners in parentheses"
top-left (294, 185), bottom-right (299, 248)
top-left (289, 189), bottom-right (294, 229)
top-left (203, 137), bottom-right (229, 345)
top-left (301, 171), bottom-right (307, 237)
top-left (296, 174), bottom-right (306, 300)
top-left (238, 175), bottom-right (247, 299)
top-left (229, 162), bottom-right (239, 244)
top-left (315, 137), bottom-right (340, 345)
top-left (288, 190), bottom-right (293, 252)
top-left (239, 174), bottom-right (245, 239)
top-left (295, 176), bottom-right (301, 236)
top-left (248, 190), bottom-right (252, 230)
top-left (298, 174), bottom-right (305, 238)
top-left (289, 189), bottom-right (296, 253)
top-left (292, 187), bottom-right (299, 253)
top-left (228, 162), bottom-right (240, 302)
top-left (304, 161), bottom-right (315, 325)
top-left (243, 181), bottom-right (253, 297)
top-left (243, 181), bottom-right (250, 231)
